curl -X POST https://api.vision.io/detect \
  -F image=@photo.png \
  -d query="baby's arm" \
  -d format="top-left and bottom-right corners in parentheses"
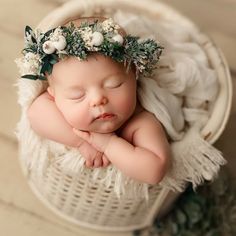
top-left (74, 112), bottom-right (171, 184)
top-left (27, 91), bottom-right (110, 168)
top-left (28, 92), bottom-right (81, 147)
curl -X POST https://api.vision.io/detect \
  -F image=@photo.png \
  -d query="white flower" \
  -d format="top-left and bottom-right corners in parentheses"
top-left (79, 27), bottom-right (93, 42)
top-left (42, 40), bottom-right (56, 54)
top-left (79, 27), bottom-right (94, 49)
top-left (91, 32), bottom-right (104, 46)
top-left (49, 27), bottom-right (64, 41)
top-left (112, 34), bottom-right (124, 45)
top-left (138, 65), bottom-right (145, 72)
top-left (79, 27), bottom-right (101, 50)
top-left (53, 36), bottom-right (67, 51)
top-left (101, 18), bottom-right (120, 32)
top-left (15, 52), bottom-right (41, 75)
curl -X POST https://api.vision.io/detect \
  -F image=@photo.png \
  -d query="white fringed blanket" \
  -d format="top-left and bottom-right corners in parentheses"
top-left (16, 11), bottom-right (226, 199)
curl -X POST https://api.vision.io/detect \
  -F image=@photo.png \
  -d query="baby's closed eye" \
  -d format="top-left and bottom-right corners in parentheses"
top-left (67, 90), bottom-right (86, 100)
top-left (104, 78), bottom-right (123, 89)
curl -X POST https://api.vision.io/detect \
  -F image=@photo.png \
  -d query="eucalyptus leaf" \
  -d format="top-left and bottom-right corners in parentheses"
top-left (25, 26), bottom-right (37, 43)
top-left (183, 201), bottom-right (202, 224)
top-left (40, 28), bottom-right (55, 42)
top-left (47, 64), bottom-right (53, 75)
top-left (175, 209), bottom-right (187, 224)
top-left (21, 74), bottom-right (38, 80)
top-left (171, 222), bottom-right (179, 234)
top-left (40, 62), bottom-right (51, 74)
top-left (38, 75), bottom-right (47, 80)
top-left (49, 56), bottom-right (59, 65)
top-left (25, 26), bottom-right (33, 36)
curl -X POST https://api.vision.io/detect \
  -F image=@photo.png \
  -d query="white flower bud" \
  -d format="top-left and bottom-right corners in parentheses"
top-left (25, 52), bottom-right (36, 60)
top-left (53, 36), bottom-right (67, 51)
top-left (112, 34), bottom-right (124, 45)
top-left (42, 40), bottom-right (56, 54)
top-left (91, 32), bottom-right (104, 46)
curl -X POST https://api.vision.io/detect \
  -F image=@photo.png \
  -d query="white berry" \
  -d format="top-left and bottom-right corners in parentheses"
top-left (91, 32), bottom-right (104, 46)
top-left (112, 34), bottom-right (124, 45)
top-left (42, 41), bottom-right (56, 54)
top-left (53, 36), bottom-right (67, 51)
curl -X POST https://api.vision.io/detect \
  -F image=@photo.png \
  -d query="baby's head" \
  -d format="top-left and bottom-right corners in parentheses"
top-left (16, 17), bottom-right (163, 132)
top-left (47, 18), bottom-right (137, 133)
top-left (48, 53), bottom-right (137, 133)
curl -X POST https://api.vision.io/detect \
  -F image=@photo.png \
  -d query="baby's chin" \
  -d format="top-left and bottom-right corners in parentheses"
top-left (90, 126), bottom-right (118, 134)
top-left (73, 124), bottom-right (116, 134)
top-left (88, 121), bottom-right (124, 134)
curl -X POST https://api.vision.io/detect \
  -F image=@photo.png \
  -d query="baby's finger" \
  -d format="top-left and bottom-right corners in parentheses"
top-left (102, 155), bottom-right (110, 167)
top-left (93, 155), bottom-right (102, 168)
top-left (85, 159), bottom-right (93, 168)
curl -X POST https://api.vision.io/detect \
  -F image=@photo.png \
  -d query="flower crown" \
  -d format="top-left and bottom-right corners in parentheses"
top-left (16, 18), bottom-right (163, 80)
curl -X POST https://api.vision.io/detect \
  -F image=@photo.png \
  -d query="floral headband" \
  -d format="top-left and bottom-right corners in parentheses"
top-left (16, 18), bottom-right (163, 80)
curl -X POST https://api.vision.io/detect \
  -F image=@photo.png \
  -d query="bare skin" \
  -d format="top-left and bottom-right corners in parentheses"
top-left (28, 55), bottom-right (171, 184)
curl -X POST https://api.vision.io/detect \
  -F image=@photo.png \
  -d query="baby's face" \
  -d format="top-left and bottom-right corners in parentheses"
top-left (48, 54), bottom-right (137, 133)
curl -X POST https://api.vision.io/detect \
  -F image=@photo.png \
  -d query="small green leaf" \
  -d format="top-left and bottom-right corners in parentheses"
top-left (49, 55), bottom-right (59, 65)
top-left (175, 209), bottom-right (187, 224)
top-left (38, 75), bottom-right (47, 80)
top-left (40, 28), bottom-right (55, 42)
top-left (21, 74), bottom-right (38, 80)
top-left (40, 60), bottom-right (51, 74)
top-left (25, 26), bottom-right (36, 43)
top-left (47, 64), bottom-right (53, 75)
top-left (25, 26), bottom-right (33, 36)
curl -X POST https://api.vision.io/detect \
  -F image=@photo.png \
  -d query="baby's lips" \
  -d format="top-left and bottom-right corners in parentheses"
top-left (96, 113), bottom-right (115, 120)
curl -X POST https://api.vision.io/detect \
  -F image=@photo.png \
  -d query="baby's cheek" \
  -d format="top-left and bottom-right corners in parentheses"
top-left (66, 107), bottom-right (90, 130)
top-left (55, 100), bottom-right (90, 130)
top-left (118, 94), bottom-right (136, 116)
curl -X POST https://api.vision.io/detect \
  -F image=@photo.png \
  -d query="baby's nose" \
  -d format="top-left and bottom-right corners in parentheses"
top-left (90, 92), bottom-right (108, 107)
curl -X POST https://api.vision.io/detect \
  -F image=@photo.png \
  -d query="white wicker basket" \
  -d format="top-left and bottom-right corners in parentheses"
top-left (19, 0), bottom-right (232, 232)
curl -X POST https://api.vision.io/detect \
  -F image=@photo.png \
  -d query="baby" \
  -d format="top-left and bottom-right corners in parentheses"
top-left (19, 18), bottom-right (171, 184)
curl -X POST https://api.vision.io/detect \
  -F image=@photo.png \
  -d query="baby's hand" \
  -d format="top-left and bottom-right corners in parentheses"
top-left (77, 141), bottom-right (110, 168)
top-left (73, 128), bottom-right (115, 153)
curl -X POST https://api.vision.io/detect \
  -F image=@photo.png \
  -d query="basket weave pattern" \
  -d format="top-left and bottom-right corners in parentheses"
top-left (31, 160), bottom-right (163, 228)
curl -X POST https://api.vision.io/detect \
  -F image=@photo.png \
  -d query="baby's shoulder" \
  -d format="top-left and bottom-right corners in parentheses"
top-left (131, 111), bottom-right (160, 128)
top-left (34, 91), bottom-right (54, 102)
top-left (120, 111), bottom-right (160, 141)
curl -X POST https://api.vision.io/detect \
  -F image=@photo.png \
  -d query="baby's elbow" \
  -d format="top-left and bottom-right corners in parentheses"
top-left (27, 104), bottom-right (41, 133)
top-left (147, 155), bottom-right (171, 185)
top-left (147, 170), bottom-right (165, 185)
top-left (27, 105), bottom-right (36, 125)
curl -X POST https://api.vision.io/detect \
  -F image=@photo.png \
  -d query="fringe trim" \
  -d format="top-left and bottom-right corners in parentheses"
top-left (16, 107), bottom-right (226, 198)
top-left (160, 126), bottom-right (227, 191)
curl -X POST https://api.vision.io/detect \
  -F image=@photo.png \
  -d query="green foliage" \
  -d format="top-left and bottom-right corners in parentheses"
top-left (135, 170), bottom-right (236, 236)
top-left (40, 54), bottom-right (59, 75)
top-left (21, 74), bottom-right (46, 80)
top-left (19, 20), bottom-right (163, 81)
top-left (63, 24), bottom-right (87, 59)
top-left (125, 36), bottom-right (163, 76)
top-left (100, 39), bottom-right (124, 62)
